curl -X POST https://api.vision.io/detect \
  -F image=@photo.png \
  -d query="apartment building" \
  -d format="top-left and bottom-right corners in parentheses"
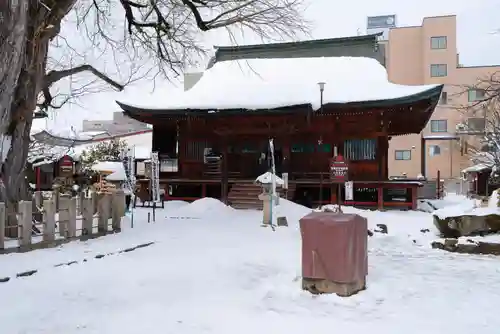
top-left (383, 15), bottom-right (500, 179)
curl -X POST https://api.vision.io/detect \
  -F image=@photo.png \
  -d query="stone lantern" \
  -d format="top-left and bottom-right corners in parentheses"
top-left (255, 171), bottom-right (284, 226)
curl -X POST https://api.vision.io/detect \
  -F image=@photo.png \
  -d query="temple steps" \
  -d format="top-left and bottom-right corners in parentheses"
top-left (228, 183), bottom-right (296, 210)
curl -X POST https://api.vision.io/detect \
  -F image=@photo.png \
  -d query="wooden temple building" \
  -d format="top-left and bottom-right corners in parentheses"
top-left (117, 34), bottom-right (443, 210)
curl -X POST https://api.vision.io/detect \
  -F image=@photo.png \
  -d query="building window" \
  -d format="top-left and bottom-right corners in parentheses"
top-left (430, 119), bottom-right (447, 132)
top-left (467, 117), bottom-right (486, 132)
top-left (395, 150), bottom-right (411, 160)
top-left (468, 89), bottom-right (486, 102)
top-left (430, 64), bottom-right (447, 77)
top-left (430, 36), bottom-right (447, 49)
top-left (344, 139), bottom-right (376, 161)
top-left (439, 91), bottom-right (448, 105)
top-left (429, 145), bottom-right (441, 156)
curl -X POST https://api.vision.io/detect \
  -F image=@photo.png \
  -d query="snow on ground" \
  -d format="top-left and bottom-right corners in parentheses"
top-left (2, 196), bottom-right (500, 333)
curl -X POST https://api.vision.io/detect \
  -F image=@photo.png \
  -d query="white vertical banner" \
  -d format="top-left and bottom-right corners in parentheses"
top-left (121, 146), bottom-right (136, 194)
top-left (282, 172), bottom-right (288, 190)
top-left (127, 146), bottom-right (136, 192)
top-left (345, 181), bottom-right (354, 201)
top-left (151, 152), bottom-right (160, 202)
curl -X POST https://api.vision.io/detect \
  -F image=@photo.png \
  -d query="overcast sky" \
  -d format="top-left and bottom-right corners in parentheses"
top-left (34, 0), bottom-right (500, 132)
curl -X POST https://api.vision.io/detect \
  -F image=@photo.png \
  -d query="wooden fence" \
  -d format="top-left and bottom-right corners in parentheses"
top-left (0, 190), bottom-right (126, 253)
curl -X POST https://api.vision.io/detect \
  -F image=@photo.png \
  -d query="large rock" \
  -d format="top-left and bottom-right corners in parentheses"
top-left (431, 239), bottom-right (500, 255)
top-left (433, 214), bottom-right (500, 238)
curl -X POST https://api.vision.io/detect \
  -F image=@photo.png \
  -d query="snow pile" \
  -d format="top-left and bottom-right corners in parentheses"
top-left (172, 197), bottom-right (234, 216)
top-left (255, 171), bottom-right (284, 185)
top-left (434, 201), bottom-right (500, 219)
top-left (275, 198), bottom-right (312, 222)
top-left (488, 189), bottom-right (499, 208)
top-left (118, 57), bottom-right (440, 111)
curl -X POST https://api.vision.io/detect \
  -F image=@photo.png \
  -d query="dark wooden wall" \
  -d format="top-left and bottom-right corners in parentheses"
top-left (148, 109), bottom-right (392, 181)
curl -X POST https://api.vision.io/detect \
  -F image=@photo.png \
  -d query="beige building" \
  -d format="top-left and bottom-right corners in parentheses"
top-left (386, 15), bottom-right (500, 179)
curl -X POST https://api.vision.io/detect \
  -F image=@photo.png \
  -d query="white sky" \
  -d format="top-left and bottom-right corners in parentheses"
top-left (33, 0), bottom-right (500, 132)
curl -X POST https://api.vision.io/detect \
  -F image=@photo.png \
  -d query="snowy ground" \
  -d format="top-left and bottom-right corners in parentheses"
top-left (2, 197), bottom-right (500, 333)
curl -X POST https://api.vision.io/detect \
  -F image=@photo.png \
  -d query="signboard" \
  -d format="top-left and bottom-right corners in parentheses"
top-left (151, 151), bottom-right (161, 202)
top-left (330, 155), bottom-right (349, 183)
top-left (366, 14), bottom-right (396, 40)
top-left (367, 15), bottom-right (396, 29)
top-left (58, 155), bottom-right (73, 176)
top-left (344, 181), bottom-right (354, 201)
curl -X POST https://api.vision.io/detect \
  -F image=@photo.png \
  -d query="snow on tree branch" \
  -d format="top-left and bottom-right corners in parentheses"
top-left (79, 139), bottom-right (128, 171)
top-left (456, 71), bottom-right (500, 173)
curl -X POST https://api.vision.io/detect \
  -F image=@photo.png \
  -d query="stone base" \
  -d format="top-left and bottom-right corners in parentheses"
top-left (302, 277), bottom-right (366, 297)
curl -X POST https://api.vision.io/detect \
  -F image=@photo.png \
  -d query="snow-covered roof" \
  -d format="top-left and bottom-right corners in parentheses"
top-left (105, 169), bottom-right (127, 181)
top-left (423, 134), bottom-right (459, 140)
top-left (27, 141), bottom-right (79, 164)
top-left (462, 163), bottom-right (492, 173)
top-left (117, 57), bottom-right (441, 112)
top-left (32, 129), bottom-right (96, 147)
top-left (92, 161), bottom-right (125, 176)
top-left (255, 172), bottom-right (284, 185)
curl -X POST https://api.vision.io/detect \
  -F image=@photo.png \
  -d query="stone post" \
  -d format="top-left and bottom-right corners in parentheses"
top-left (34, 191), bottom-right (43, 208)
top-left (43, 199), bottom-right (56, 244)
top-left (81, 197), bottom-right (94, 238)
top-left (111, 190), bottom-right (125, 231)
top-left (97, 194), bottom-right (110, 233)
top-left (18, 201), bottom-right (32, 248)
top-left (53, 187), bottom-right (60, 212)
top-left (67, 197), bottom-right (77, 238)
top-left (58, 195), bottom-right (70, 238)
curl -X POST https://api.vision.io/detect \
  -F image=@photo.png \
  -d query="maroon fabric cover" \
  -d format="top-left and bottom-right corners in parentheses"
top-left (300, 212), bottom-right (368, 282)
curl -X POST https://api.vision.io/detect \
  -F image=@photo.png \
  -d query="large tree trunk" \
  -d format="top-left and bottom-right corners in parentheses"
top-left (0, 0), bottom-right (74, 237)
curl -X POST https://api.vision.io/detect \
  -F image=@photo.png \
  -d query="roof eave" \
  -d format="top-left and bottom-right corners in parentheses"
top-left (213, 33), bottom-right (383, 53)
top-left (117, 84), bottom-right (443, 119)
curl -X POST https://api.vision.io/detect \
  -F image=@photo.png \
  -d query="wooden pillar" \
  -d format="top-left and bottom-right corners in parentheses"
top-left (378, 111), bottom-right (388, 181)
top-left (377, 136), bottom-right (388, 180)
top-left (221, 137), bottom-right (229, 204)
top-left (377, 186), bottom-right (384, 211)
top-left (420, 134), bottom-right (426, 177)
top-left (411, 187), bottom-right (418, 210)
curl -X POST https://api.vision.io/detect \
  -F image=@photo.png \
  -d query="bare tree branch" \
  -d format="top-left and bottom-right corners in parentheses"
top-left (36, 64), bottom-right (125, 111)
top-left (77, 0), bottom-right (310, 78)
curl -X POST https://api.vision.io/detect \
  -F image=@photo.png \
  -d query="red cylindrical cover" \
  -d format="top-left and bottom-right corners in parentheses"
top-left (300, 212), bottom-right (368, 283)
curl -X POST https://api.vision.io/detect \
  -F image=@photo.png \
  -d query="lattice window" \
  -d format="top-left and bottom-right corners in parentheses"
top-left (344, 139), bottom-right (376, 161)
top-left (184, 141), bottom-right (208, 160)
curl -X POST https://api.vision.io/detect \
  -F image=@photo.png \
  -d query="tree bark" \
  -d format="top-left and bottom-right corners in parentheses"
top-left (0, 0), bottom-right (75, 237)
